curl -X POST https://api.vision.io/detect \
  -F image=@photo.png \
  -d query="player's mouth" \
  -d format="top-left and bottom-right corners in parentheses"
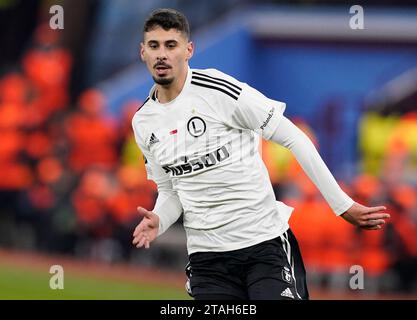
top-left (154, 63), bottom-right (172, 77)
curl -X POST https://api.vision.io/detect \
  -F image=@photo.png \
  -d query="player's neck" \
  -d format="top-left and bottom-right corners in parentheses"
top-left (155, 67), bottom-right (188, 104)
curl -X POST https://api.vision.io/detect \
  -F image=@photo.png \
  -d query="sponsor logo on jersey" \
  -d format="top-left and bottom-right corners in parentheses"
top-left (187, 116), bottom-right (206, 137)
top-left (162, 145), bottom-right (230, 176)
top-left (260, 107), bottom-right (275, 130)
top-left (148, 133), bottom-right (160, 147)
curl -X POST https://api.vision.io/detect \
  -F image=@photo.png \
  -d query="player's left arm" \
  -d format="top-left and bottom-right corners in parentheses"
top-left (223, 80), bottom-right (389, 229)
top-left (269, 116), bottom-right (390, 230)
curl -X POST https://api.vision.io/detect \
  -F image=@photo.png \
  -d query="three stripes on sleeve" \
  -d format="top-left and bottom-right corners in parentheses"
top-left (191, 71), bottom-right (242, 101)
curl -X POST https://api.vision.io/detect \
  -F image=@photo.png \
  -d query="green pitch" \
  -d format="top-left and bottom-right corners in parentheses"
top-left (0, 264), bottom-right (190, 300)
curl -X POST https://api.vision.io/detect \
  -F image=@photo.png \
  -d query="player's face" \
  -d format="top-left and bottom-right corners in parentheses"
top-left (141, 27), bottom-right (193, 86)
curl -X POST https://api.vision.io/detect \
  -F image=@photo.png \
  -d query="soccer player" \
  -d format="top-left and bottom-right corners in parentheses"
top-left (131, 8), bottom-right (390, 300)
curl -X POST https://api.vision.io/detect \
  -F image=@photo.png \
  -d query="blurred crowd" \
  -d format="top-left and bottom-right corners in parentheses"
top-left (0, 23), bottom-right (156, 262)
top-left (0, 23), bottom-right (416, 295)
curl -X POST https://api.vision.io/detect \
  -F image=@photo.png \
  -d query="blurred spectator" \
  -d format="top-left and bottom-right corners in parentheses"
top-left (0, 73), bottom-right (33, 191)
top-left (64, 89), bottom-right (119, 172)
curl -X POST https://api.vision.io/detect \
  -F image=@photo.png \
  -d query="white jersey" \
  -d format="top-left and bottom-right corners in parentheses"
top-left (132, 67), bottom-right (295, 254)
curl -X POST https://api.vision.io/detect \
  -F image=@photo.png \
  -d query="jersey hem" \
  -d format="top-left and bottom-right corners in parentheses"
top-left (186, 224), bottom-right (290, 255)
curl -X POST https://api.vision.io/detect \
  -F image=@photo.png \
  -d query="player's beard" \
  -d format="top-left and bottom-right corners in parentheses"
top-left (153, 76), bottom-right (174, 86)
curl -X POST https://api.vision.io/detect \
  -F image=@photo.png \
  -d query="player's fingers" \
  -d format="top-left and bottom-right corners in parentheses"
top-left (365, 206), bottom-right (386, 214)
top-left (133, 232), bottom-right (147, 245)
top-left (132, 234), bottom-right (142, 245)
top-left (137, 206), bottom-right (153, 219)
top-left (133, 225), bottom-right (142, 237)
top-left (364, 213), bottom-right (390, 221)
top-left (145, 240), bottom-right (150, 249)
top-left (137, 236), bottom-right (147, 248)
top-left (367, 219), bottom-right (386, 226)
top-left (133, 227), bottom-right (147, 238)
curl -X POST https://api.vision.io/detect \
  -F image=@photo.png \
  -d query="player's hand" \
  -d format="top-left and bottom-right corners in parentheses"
top-left (132, 207), bottom-right (159, 249)
top-left (340, 202), bottom-right (390, 230)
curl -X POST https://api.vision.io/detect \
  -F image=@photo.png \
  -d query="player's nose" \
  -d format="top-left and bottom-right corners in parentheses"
top-left (156, 48), bottom-right (168, 60)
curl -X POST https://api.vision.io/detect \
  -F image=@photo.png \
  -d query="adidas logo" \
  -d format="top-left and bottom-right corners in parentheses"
top-left (280, 287), bottom-right (294, 299)
top-left (149, 133), bottom-right (159, 146)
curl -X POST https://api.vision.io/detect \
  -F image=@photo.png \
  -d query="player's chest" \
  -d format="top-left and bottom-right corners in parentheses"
top-left (145, 104), bottom-right (228, 164)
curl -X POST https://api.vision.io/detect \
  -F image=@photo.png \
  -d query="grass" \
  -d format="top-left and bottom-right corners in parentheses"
top-left (0, 264), bottom-right (190, 300)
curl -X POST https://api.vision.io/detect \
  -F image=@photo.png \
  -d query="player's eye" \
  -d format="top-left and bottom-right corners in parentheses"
top-left (166, 42), bottom-right (177, 49)
top-left (148, 43), bottom-right (158, 49)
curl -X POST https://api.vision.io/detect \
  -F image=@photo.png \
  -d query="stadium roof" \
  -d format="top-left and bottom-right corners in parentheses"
top-left (248, 6), bottom-right (417, 44)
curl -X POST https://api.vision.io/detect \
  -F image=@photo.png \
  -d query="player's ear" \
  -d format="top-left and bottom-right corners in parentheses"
top-left (186, 41), bottom-right (194, 61)
top-left (139, 42), bottom-right (145, 62)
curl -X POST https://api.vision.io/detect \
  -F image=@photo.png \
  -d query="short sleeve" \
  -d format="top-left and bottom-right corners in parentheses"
top-left (203, 69), bottom-right (286, 140)
top-left (232, 83), bottom-right (286, 140)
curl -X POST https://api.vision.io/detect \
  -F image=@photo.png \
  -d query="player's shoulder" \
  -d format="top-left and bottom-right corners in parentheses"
top-left (191, 68), bottom-right (240, 81)
top-left (136, 97), bottom-right (150, 112)
top-left (190, 68), bottom-right (244, 101)
top-left (131, 95), bottom-right (155, 127)
top-left (191, 68), bottom-right (244, 87)
top-left (134, 89), bottom-right (159, 116)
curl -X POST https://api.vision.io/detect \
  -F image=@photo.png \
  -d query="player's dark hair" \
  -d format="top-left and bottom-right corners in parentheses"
top-left (143, 8), bottom-right (190, 40)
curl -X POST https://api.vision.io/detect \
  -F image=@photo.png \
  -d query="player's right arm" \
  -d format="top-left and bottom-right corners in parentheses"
top-left (131, 116), bottom-right (183, 249)
top-left (132, 176), bottom-right (182, 248)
